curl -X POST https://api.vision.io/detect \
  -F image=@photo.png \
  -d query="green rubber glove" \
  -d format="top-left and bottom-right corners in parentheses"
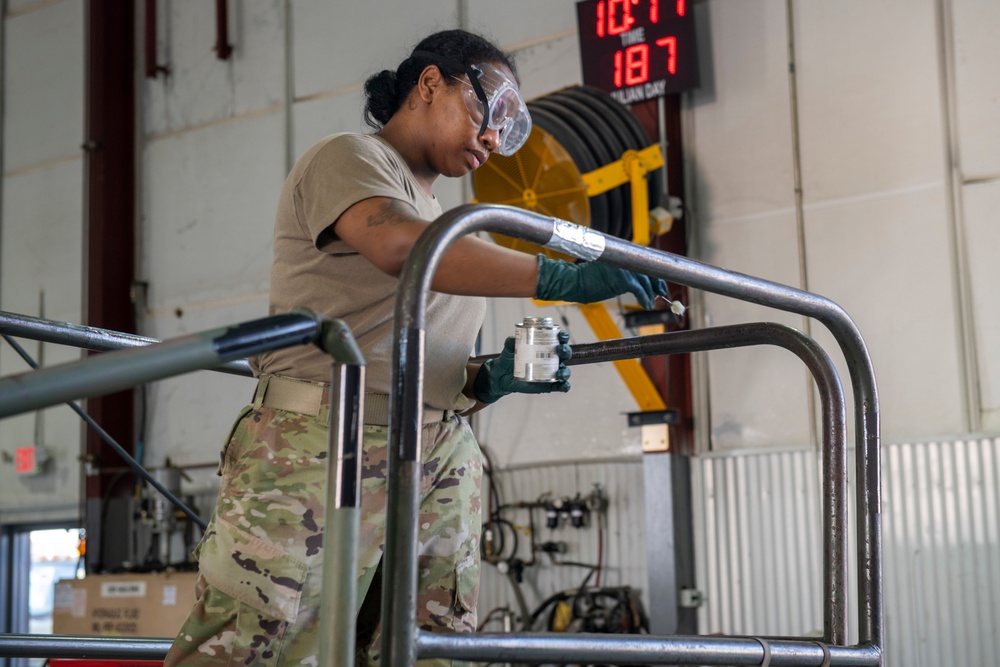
top-left (473, 330), bottom-right (572, 405)
top-left (535, 255), bottom-right (667, 310)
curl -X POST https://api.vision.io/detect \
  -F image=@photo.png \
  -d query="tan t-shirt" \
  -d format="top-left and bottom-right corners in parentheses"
top-left (252, 133), bottom-right (486, 412)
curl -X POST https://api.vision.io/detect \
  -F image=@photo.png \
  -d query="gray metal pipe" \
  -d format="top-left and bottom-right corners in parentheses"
top-left (319, 362), bottom-right (366, 667)
top-left (317, 317), bottom-right (368, 667)
top-left (0, 309), bottom-right (253, 376)
top-left (476, 323), bottom-right (847, 644)
top-left (554, 323), bottom-right (849, 644)
top-left (0, 312), bottom-right (319, 418)
top-left (0, 634), bottom-right (171, 660)
top-left (384, 204), bottom-right (881, 665)
top-left (416, 631), bottom-right (882, 666)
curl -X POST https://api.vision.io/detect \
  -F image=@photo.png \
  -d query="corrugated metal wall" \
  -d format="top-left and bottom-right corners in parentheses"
top-left (481, 437), bottom-right (1000, 665)
top-left (692, 437), bottom-right (1000, 667)
top-left (880, 437), bottom-right (1000, 667)
top-left (692, 448), bottom-right (829, 637)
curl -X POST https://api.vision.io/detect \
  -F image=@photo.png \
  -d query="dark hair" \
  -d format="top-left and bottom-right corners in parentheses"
top-left (363, 29), bottom-right (518, 130)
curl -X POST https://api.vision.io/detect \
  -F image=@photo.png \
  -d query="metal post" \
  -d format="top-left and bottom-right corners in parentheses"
top-left (318, 362), bottom-right (365, 667)
top-left (0, 635), bottom-right (171, 660)
top-left (643, 451), bottom-right (681, 635)
top-left (315, 315), bottom-right (367, 667)
top-left (382, 325), bottom-right (426, 665)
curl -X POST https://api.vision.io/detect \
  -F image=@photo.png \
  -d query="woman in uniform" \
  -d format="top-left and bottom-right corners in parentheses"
top-left (166, 28), bottom-right (665, 666)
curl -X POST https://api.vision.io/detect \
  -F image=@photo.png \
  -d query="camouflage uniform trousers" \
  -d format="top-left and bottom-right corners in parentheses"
top-left (164, 401), bottom-right (482, 666)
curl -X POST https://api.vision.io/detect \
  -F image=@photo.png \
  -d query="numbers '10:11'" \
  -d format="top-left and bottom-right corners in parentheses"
top-left (591, 0), bottom-right (687, 88)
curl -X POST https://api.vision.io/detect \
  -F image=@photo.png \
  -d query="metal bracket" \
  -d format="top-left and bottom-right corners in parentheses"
top-left (627, 409), bottom-right (681, 427)
top-left (679, 588), bottom-right (705, 608)
top-left (630, 410), bottom-right (680, 453)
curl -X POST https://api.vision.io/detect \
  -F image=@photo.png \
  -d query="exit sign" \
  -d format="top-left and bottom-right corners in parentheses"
top-left (15, 445), bottom-right (44, 475)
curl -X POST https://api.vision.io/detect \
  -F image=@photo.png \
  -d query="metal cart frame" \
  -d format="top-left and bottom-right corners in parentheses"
top-left (0, 203), bottom-right (882, 666)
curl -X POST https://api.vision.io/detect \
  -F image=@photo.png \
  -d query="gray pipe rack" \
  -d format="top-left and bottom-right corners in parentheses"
top-left (0, 202), bottom-right (882, 666)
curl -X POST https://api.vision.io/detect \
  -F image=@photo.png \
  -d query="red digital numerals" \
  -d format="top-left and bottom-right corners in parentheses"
top-left (593, 0), bottom-right (683, 88)
top-left (577, 0), bottom-right (696, 98)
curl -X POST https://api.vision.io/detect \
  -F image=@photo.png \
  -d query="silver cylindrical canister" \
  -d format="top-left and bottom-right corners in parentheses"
top-left (513, 317), bottom-right (560, 382)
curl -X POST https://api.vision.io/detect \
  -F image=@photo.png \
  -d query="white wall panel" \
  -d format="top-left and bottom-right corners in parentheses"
top-left (1, 162), bottom-right (83, 322)
top-left (137, 297), bottom-right (266, 508)
top-left (0, 401), bottom-right (82, 523)
top-left (468, 3), bottom-right (576, 55)
top-left (806, 185), bottom-right (965, 439)
top-left (290, 90), bottom-right (467, 212)
top-left (0, 0), bottom-right (84, 525)
top-left (432, 170), bottom-right (468, 214)
top-left (687, 0), bottom-right (796, 222)
top-left (2, 0), bottom-right (83, 172)
top-left (962, 181), bottom-right (1000, 429)
top-left (951, 0), bottom-right (1000, 178)
top-left (141, 111), bottom-right (284, 312)
top-left (229, 0), bottom-right (287, 113)
top-left (687, 0), bottom-right (980, 448)
top-left (794, 0), bottom-right (944, 201)
top-left (290, 93), bottom-right (366, 162)
top-left (684, 1), bottom-right (815, 450)
top-left (706, 343), bottom-right (812, 451)
top-left (133, 366), bottom-right (257, 480)
top-left (291, 0), bottom-right (457, 99)
top-left (512, 31), bottom-right (584, 101)
top-left (143, 0), bottom-right (286, 136)
top-left (140, 304), bottom-right (261, 472)
top-left (0, 160), bottom-right (84, 521)
top-left (699, 211), bottom-right (811, 449)
top-left (139, 299), bottom-right (266, 505)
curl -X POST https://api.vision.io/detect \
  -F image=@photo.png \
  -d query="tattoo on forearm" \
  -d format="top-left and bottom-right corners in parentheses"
top-left (365, 200), bottom-right (411, 228)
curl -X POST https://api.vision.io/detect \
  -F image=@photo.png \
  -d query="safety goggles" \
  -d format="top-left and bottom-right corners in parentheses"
top-left (414, 52), bottom-right (531, 156)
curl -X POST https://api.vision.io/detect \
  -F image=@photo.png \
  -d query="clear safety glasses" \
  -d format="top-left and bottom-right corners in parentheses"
top-left (455, 63), bottom-right (531, 156)
top-left (413, 51), bottom-right (532, 156)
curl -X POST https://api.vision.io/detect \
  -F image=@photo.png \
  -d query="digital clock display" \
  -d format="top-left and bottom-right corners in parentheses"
top-left (576, 0), bottom-right (699, 104)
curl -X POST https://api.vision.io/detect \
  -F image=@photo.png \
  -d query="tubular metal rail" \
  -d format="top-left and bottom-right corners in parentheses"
top-left (0, 314), bottom-right (847, 664)
top-left (384, 204), bottom-right (882, 666)
top-left (0, 203), bottom-right (882, 666)
top-left (0, 309), bottom-right (253, 378)
top-left (0, 310), bottom-right (366, 667)
top-left (579, 322), bottom-right (850, 646)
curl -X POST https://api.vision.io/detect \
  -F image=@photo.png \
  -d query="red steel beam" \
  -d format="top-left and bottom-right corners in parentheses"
top-left (85, 0), bottom-right (137, 552)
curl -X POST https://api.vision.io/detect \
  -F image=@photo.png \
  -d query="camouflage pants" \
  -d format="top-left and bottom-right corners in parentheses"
top-left (164, 402), bottom-right (482, 666)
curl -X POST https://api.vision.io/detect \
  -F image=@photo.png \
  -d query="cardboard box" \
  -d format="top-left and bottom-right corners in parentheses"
top-left (52, 571), bottom-right (198, 638)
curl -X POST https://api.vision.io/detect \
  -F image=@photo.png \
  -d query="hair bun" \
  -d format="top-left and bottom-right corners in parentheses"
top-left (363, 69), bottom-right (400, 127)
